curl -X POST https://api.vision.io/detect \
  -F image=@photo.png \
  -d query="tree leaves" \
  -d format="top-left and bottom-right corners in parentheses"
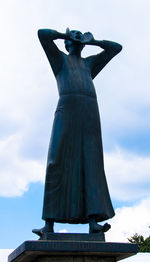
top-left (128, 233), bottom-right (150, 252)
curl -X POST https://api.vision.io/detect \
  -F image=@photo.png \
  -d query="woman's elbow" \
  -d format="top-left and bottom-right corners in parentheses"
top-left (115, 43), bottom-right (123, 53)
top-left (37, 29), bottom-right (45, 40)
top-left (37, 29), bottom-right (48, 38)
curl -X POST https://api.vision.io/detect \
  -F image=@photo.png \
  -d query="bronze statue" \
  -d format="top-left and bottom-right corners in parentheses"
top-left (33, 28), bottom-right (122, 237)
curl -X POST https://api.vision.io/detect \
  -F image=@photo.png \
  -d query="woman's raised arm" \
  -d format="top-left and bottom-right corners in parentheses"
top-left (38, 29), bottom-right (68, 76)
top-left (84, 33), bottom-right (122, 79)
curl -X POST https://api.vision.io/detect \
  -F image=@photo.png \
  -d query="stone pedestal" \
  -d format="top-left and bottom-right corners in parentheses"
top-left (8, 234), bottom-right (138, 262)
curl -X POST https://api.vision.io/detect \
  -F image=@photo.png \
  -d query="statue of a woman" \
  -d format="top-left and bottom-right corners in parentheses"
top-left (33, 28), bottom-right (122, 236)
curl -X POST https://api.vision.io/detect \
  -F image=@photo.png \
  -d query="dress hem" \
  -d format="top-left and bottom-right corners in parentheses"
top-left (42, 213), bottom-right (115, 224)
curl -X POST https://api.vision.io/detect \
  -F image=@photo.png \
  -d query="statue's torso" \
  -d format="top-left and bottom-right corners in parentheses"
top-left (56, 54), bottom-right (96, 97)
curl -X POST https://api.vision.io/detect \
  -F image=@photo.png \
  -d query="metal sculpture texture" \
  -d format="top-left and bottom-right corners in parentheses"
top-left (33, 28), bottom-right (122, 237)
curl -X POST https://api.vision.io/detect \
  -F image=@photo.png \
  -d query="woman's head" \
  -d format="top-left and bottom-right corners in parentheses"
top-left (65, 30), bottom-right (85, 53)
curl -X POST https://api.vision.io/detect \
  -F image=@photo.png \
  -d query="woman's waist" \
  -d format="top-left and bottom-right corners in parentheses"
top-left (56, 93), bottom-right (98, 109)
top-left (58, 85), bottom-right (96, 98)
top-left (59, 92), bottom-right (96, 99)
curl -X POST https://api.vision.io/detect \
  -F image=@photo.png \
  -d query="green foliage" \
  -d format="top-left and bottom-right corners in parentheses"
top-left (128, 233), bottom-right (150, 252)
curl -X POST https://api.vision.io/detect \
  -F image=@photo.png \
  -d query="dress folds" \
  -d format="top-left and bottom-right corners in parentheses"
top-left (42, 94), bottom-right (115, 223)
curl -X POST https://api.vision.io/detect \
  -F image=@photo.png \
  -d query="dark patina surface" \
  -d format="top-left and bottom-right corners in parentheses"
top-left (33, 28), bottom-right (122, 236)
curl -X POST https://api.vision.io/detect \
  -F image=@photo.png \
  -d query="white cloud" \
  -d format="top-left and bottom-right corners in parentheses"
top-left (0, 2), bottom-right (150, 260)
top-left (0, 250), bottom-right (13, 262)
top-left (58, 229), bottom-right (68, 233)
top-left (125, 253), bottom-right (150, 262)
top-left (106, 197), bottom-right (150, 242)
top-left (0, 134), bottom-right (45, 197)
top-left (0, 0), bottom-right (150, 199)
top-left (104, 148), bottom-right (150, 201)
top-left (1, 142), bottom-right (150, 201)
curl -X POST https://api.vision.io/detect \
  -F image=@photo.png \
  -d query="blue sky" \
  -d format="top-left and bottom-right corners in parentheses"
top-left (0, 0), bottom-right (150, 261)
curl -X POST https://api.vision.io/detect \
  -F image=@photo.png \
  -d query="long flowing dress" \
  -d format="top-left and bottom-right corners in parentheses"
top-left (42, 52), bottom-right (115, 223)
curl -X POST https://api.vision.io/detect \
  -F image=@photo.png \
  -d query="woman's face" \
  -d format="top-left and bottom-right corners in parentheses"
top-left (65, 30), bottom-right (84, 53)
top-left (71, 30), bottom-right (83, 41)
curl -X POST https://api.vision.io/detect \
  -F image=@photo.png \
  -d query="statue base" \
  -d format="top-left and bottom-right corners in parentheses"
top-left (8, 234), bottom-right (138, 262)
top-left (39, 232), bottom-right (105, 241)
